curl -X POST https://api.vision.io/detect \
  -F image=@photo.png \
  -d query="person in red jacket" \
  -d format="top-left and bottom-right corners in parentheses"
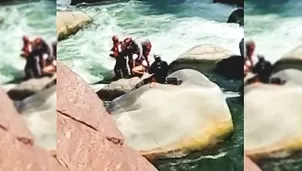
top-left (244, 40), bottom-right (256, 77)
top-left (110, 35), bottom-right (121, 58)
top-left (20, 36), bottom-right (32, 59)
top-left (110, 35), bottom-right (129, 79)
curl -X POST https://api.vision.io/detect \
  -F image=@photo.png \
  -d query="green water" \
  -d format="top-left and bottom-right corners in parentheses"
top-left (0, 0), bottom-right (56, 83)
top-left (58, 1), bottom-right (243, 170)
top-left (245, 0), bottom-right (302, 170)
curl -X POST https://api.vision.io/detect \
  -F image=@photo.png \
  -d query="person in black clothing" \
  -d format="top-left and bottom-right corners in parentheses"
top-left (252, 55), bottom-right (273, 83)
top-left (24, 38), bottom-right (51, 80)
top-left (148, 53), bottom-right (169, 84)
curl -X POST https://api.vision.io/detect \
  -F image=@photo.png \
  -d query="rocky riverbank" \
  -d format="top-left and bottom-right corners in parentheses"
top-left (244, 46), bottom-right (302, 171)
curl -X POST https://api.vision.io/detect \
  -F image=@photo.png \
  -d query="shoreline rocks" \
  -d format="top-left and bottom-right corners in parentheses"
top-left (227, 8), bottom-right (243, 26)
top-left (96, 74), bottom-right (152, 101)
top-left (109, 69), bottom-right (233, 159)
top-left (244, 82), bottom-right (302, 159)
top-left (0, 88), bottom-right (65, 171)
top-left (57, 62), bottom-right (157, 171)
top-left (7, 75), bottom-right (56, 101)
top-left (20, 86), bottom-right (57, 150)
top-left (169, 44), bottom-right (242, 79)
top-left (57, 11), bottom-right (92, 41)
top-left (273, 46), bottom-right (302, 73)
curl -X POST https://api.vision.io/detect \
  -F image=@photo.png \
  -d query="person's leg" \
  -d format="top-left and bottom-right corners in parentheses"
top-left (132, 65), bottom-right (145, 77)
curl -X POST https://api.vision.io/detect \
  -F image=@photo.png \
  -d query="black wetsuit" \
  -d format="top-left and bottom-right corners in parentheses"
top-left (148, 58), bottom-right (169, 84)
top-left (252, 58), bottom-right (273, 83)
top-left (239, 38), bottom-right (244, 57)
top-left (24, 40), bottom-right (51, 80)
top-left (114, 50), bottom-right (129, 79)
top-left (24, 50), bottom-right (43, 80)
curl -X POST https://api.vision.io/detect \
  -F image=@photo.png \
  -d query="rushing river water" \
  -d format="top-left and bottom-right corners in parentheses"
top-left (58, 0), bottom-right (243, 171)
top-left (0, 0), bottom-right (56, 84)
top-left (245, 0), bottom-right (302, 63)
top-left (58, 0), bottom-right (243, 83)
top-left (245, 0), bottom-right (302, 171)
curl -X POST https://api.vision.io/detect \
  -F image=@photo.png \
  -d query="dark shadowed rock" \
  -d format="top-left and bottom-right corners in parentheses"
top-left (96, 73), bottom-right (152, 101)
top-left (7, 76), bottom-right (56, 101)
top-left (227, 8), bottom-right (243, 26)
top-left (273, 46), bottom-right (302, 72)
top-left (215, 55), bottom-right (243, 79)
top-left (169, 44), bottom-right (241, 79)
top-left (271, 69), bottom-right (302, 86)
top-left (0, 88), bottom-right (65, 171)
top-left (56, 62), bottom-right (157, 171)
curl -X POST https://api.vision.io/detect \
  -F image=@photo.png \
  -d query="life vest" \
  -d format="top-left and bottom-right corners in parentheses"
top-left (111, 42), bottom-right (122, 57)
top-left (22, 42), bottom-right (32, 58)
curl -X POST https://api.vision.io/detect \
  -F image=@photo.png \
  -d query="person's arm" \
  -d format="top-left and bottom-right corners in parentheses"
top-left (134, 40), bottom-right (143, 59)
top-left (163, 61), bottom-right (169, 74)
top-left (148, 63), bottom-right (154, 74)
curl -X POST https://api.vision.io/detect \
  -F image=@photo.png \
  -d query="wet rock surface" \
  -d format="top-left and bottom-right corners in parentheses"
top-left (7, 76), bottom-right (56, 101)
top-left (57, 11), bottom-right (92, 41)
top-left (273, 46), bottom-right (302, 72)
top-left (0, 88), bottom-right (65, 171)
top-left (109, 69), bottom-right (233, 160)
top-left (57, 62), bottom-right (157, 171)
top-left (169, 44), bottom-right (242, 80)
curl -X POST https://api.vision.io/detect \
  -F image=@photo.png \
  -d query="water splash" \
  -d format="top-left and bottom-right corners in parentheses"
top-left (58, 0), bottom-right (243, 83)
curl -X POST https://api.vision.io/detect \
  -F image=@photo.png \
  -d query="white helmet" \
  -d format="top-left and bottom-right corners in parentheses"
top-left (154, 53), bottom-right (161, 59)
top-left (133, 54), bottom-right (139, 60)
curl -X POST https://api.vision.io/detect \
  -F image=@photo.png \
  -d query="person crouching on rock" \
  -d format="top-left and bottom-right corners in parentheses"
top-left (123, 37), bottom-right (149, 75)
top-left (110, 35), bottom-right (129, 79)
top-left (148, 53), bottom-right (169, 87)
top-left (24, 37), bottom-right (51, 80)
top-left (141, 39), bottom-right (152, 68)
top-left (131, 54), bottom-right (149, 77)
top-left (42, 41), bottom-right (57, 76)
top-left (244, 40), bottom-right (256, 77)
top-left (252, 54), bottom-right (273, 84)
top-left (20, 36), bottom-right (32, 59)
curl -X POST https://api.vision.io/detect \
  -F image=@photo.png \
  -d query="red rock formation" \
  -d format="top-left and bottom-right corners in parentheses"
top-left (0, 88), bottom-right (65, 171)
top-left (56, 62), bottom-right (157, 171)
top-left (244, 156), bottom-right (262, 171)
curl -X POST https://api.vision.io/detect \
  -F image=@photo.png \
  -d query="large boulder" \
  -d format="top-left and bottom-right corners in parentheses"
top-left (96, 74), bottom-right (152, 101)
top-left (7, 76), bottom-right (56, 101)
top-left (56, 62), bottom-right (157, 171)
top-left (0, 88), bottom-right (65, 171)
top-left (244, 83), bottom-right (302, 159)
top-left (273, 46), bottom-right (302, 72)
top-left (109, 69), bottom-right (233, 159)
top-left (270, 69), bottom-right (302, 86)
top-left (57, 11), bottom-right (92, 41)
top-left (19, 86), bottom-right (56, 151)
top-left (169, 44), bottom-right (242, 79)
top-left (227, 8), bottom-right (243, 26)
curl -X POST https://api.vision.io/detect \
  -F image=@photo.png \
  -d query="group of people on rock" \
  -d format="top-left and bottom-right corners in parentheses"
top-left (21, 36), bottom-right (57, 80)
top-left (110, 35), bottom-right (169, 84)
top-left (244, 40), bottom-right (275, 84)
